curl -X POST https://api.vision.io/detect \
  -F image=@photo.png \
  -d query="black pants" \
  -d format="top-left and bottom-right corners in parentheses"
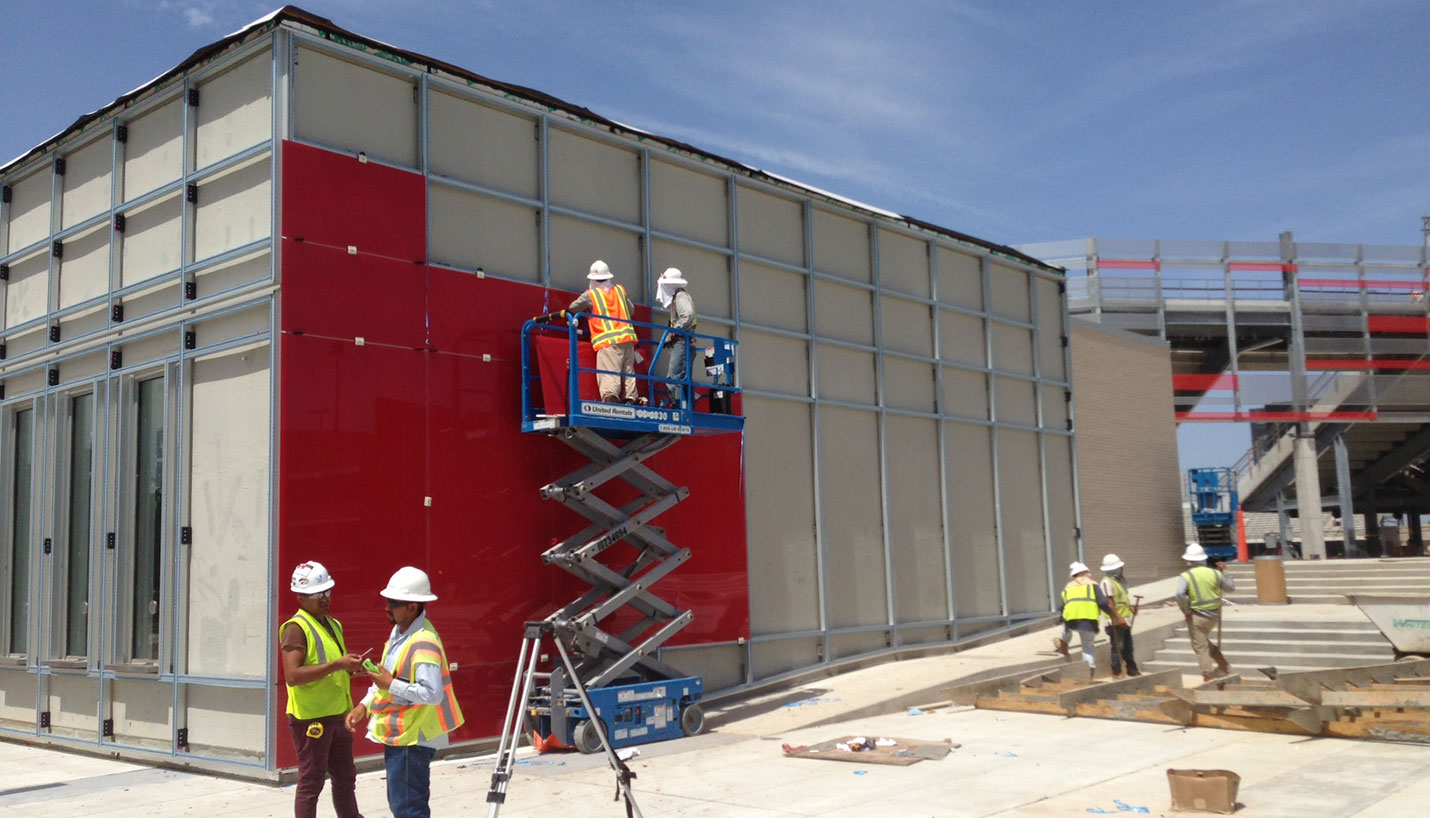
top-left (1106, 623), bottom-right (1138, 675)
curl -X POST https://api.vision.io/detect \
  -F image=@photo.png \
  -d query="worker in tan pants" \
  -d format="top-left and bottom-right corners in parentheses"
top-left (1176, 542), bottom-right (1235, 680)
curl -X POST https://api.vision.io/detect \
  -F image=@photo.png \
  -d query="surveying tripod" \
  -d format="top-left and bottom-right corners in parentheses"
top-left (485, 426), bottom-right (703, 816)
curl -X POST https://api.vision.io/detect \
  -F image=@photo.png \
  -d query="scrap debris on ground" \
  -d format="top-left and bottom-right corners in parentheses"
top-left (780, 735), bottom-right (958, 766)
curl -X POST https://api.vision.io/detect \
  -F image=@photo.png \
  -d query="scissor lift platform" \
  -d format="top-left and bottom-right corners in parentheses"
top-left (495, 315), bottom-right (740, 770)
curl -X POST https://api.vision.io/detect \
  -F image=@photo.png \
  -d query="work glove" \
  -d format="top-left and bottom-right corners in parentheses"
top-left (532, 311), bottom-right (565, 323)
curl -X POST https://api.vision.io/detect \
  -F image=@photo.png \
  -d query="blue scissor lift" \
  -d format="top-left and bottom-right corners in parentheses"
top-left (487, 313), bottom-right (743, 816)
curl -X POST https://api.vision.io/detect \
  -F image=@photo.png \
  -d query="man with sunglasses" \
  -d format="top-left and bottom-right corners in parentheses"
top-left (280, 561), bottom-right (365, 818)
top-left (345, 566), bottom-right (464, 818)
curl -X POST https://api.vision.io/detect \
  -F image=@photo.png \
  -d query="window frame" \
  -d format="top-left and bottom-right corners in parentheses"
top-left (1, 398), bottom-right (41, 665)
top-left (111, 367), bottom-right (173, 671)
top-left (47, 385), bottom-right (101, 667)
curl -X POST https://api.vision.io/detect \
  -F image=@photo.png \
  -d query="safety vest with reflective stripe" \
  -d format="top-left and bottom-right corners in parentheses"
top-left (1181, 566), bottom-right (1224, 612)
top-left (282, 609), bottom-right (353, 720)
top-left (587, 285), bottom-right (637, 351)
top-left (1061, 581), bottom-right (1100, 622)
top-left (1103, 576), bottom-right (1133, 620)
top-left (369, 619), bottom-right (465, 746)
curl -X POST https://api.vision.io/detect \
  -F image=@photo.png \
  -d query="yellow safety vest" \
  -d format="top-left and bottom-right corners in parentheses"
top-left (1104, 577), bottom-right (1133, 620)
top-left (1181, 566), bottom-right (1224, 612)
top-left (587, 285), bottom-right (637, 351)
top-left (1061, 581), bottom-right (1100, 622)
top-left (282, 609), bottom-right (353, 720)
top-left (368, 619), bottom-right (465, 746)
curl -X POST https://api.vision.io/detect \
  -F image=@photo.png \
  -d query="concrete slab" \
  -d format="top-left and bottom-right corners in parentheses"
top-left (3, 592), bottom-right (1427, 817)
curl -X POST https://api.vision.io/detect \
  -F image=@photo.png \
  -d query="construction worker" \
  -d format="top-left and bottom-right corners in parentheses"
top-left (1099, 554), bottom-right (1139, 678)
top-left (1176, 542), bottom-right (1235, 681)
top-left (656, 267), bottom-right (697, 409)
top-left (552, 260), bottom-right (641, 404)
top-left (345, 567), bottom-right (464, 818)
top-left (280, 561), bottom-right (365, 818)
top-left (1054, 561), bottom-right (1126, 677)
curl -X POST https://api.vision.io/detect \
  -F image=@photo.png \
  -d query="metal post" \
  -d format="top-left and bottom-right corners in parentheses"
top-left (1276, 490), bottom-right (1294, 555)
top-left (1283, 231), bottom-right (1326, 559)
top-left (1334, 433), bottom-right (1357, 558)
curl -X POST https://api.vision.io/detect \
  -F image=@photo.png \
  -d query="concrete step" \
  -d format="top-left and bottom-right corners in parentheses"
top-left (1213, 627), bottom-right (1384, 642)
top-left (1139, 660), bottom-right (1332, 676)
top-left (1159, 637), bottom-right (1389, 655)
top-left (1148, 647), bottom-right (1392, 669)
top-left (1226, 594), bottom-right (1357, 605)
top-left (1214, 619), bottom-right (1379, 632)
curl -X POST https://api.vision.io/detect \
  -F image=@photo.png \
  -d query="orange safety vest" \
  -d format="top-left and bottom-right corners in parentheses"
top-left (587, 285), bottom-right (637, 351)
top-left (368, 619), bottom-right (464, 746)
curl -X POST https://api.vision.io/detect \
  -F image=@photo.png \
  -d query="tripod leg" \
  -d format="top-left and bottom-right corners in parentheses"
top-left (553, 636), bottom-right (644, 818)
top-left (486, 636), bottom-right (539, 818)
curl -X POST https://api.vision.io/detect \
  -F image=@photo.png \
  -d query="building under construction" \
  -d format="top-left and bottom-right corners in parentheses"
top-left (1024, 236), bottom-right (1430, 568)
top-left (0, 8), bottom-right (1078, 775)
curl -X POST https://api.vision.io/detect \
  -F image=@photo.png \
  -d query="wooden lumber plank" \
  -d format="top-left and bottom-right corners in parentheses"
top-left (1191, 708), bottom-right (1320, 735)
top-left (1322, 690), bottom-right (1430, 708)
top-left (1184, 689), bottom-right (1311, 708)
top-left (942, 664), bottom-right (1063, 706)
top-left (1277, 658), bottom-right (1430, 705)
top-left (1054, 669), bottom-right (1182, 712)
top-left (1074, 700), bottom-right (1188, 725)
top-left (974, 695), bottom-right (1068, 715)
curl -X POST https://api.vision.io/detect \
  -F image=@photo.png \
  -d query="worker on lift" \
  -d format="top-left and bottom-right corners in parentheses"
top-left (280, 561), bottom-right (365, 818)
top-left (537, 260), bottom-right (642, 404)
top-left (1054, 561), bottom-right (1126, 678)
top-left (1177, 542), bottom-right (1235, 681)
top-left (656, 267), bottom-right (697, 409)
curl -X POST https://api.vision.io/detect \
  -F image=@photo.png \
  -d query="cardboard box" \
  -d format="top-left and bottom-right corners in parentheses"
top-left (1167, 768), bottom-right (1240, 814)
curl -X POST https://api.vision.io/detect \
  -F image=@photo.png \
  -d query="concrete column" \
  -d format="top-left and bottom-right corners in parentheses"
top-left (1294, 430), bottom-right (1327, 559)
top-left (1412, 515), bottom-right (1425, 556)
top-left (1276, 490), bottom-right (1294, 556)
top-left (1364, 499), bottom-right (1382, 557)
top-left (1334, 433), bottom-right (1357, 558)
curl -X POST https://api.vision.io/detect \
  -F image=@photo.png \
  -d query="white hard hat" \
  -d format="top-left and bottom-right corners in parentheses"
top-left (1182, 542), bottom-right (1208, 562)
top-left (381, 566), bottom-right (438, 602)
top-left (1068, 561), bottom-right (1090, 578)
top-left (1100, 554), bottom-right (1124, 572)
top-left (290, 561), bottom-right (335, 594)
top-left (658, 267), bottom-right (687, 286)
top-left (588, 260), bottom-right (613, 281)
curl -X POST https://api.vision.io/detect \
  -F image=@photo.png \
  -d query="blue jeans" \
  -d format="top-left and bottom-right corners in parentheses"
top-left (384, 744), bottom-right (436, 818)
top-left (665, 339), bottom-right (689, 407)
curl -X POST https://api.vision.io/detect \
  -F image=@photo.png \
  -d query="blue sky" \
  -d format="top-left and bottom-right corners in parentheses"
top-left (5, 0), bottom-right (1428, 470)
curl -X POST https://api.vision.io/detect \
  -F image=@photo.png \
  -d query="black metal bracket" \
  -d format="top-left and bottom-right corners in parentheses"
top-left (0, 263), bottom-right (8, 280)
top-left (2, 184), bottom-right (10, 203)
top-left (184, 330), bottom-right (196, 350)
top-left (52, 240), bottom-right (63, 259)
top-left (39, 711), bottom-right (50, 730)
top-left (54, 157), bottom-right (66, 176)
top-left (180, 527), bottom-right (192, 545)
top-left (102, 718), bottom-right (114, 737)
top-left (185, 183), bottom-right (198, 204)
top-left (49, 325), bottom-right (61, 343)
top-left (106, 532), bottom-right (116, 551)
top-left (111, 304), bottom-right (124, 323)
top-left (185, 281), bottom-right (197, 300)
top-left (176, 727), bottom-right (189, 749)
top-left (116, 125), bottom-right (128, 144)
top-left (110, 350), bottom-right (122, 370)
top-left (48, 369), bottom-right (59, 386)
top-left (114, 213), bottom-right (126, 232)
top-left (43, 538), bottom-right (52, 555)
top-left (187, 88), bottom-right (199, 107)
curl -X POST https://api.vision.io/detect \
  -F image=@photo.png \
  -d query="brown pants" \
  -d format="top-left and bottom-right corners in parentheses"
top-left (596, 342), bottom-right (638, 402)
top-left (1188, 613), bottom-right (1221, 675)
top-left (288, 714), bottom-right (363, 818)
